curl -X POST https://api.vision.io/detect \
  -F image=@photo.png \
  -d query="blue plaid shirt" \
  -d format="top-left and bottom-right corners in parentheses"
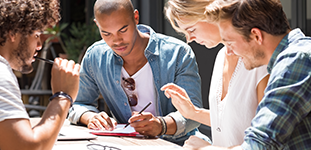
top-left (241, 29), bottom-right (311, 150)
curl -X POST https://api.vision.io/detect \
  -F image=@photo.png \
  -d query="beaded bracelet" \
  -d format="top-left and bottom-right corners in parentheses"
top-left (157, 117), bottom-right (167, 136)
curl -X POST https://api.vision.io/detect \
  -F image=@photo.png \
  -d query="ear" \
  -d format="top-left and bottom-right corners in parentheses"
top-left (94, 18), bottom-right (99, 26)
top-left (8, 31), bottom-right (17, 42)
top-left (134, 9), bottom-right (139, 25)
top-left (250, 28), bottom-right (263, 45)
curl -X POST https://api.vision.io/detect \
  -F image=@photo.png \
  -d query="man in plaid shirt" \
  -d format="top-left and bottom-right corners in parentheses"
top-left (182, 0), bottom-right (311, 149)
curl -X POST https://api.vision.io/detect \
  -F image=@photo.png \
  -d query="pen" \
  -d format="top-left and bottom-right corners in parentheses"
top-left (124, 101), bottom-right (152, 129)
top-left (34, 56), bottom-right (54, 64)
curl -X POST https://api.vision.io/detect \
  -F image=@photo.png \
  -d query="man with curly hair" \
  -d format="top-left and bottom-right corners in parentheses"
top-left (0, 0), bottom-right (80, 149)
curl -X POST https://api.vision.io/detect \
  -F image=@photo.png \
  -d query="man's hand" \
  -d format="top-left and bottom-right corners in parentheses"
top-left (128, 112), bottom-right (162, 136)
top-left (83, 111), bottom-right (117, 131)
top-left (51, 58), bottom-right (80, 101)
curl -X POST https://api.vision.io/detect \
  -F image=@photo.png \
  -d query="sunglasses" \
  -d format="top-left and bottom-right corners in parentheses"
top-left (87, 143), bottom-right (121, 150)
top-left (122, 77), bottom-right (138, 106)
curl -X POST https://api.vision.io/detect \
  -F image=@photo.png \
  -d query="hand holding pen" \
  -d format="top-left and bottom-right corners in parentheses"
top-left (124, 101), bottom-right (152, 129)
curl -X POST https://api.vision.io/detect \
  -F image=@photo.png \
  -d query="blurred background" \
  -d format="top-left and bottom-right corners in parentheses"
top-left (16, 0), bottom-right (311, 140)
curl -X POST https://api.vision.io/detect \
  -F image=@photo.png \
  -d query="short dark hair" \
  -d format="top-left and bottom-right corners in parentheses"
top-left (94, 0), bottom-right (134, 18)
top-left (219, 0), bottom-right (290, 41)
top-left (0, 0), bottom-right (60, 46)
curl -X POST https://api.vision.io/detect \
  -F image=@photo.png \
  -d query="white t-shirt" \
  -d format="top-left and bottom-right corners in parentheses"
top-left (0, 55), bottom-right (29, 122)
top-left (209, 47), bottom-right (268, 147)
top-left (121, 62), bottom-right (157, 116)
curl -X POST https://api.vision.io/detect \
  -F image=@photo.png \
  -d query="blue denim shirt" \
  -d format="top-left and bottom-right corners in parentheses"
top-left (68, 24), bottom-right (205, 145)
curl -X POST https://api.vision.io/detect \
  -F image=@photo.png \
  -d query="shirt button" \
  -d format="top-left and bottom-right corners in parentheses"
top-left (124, 103), bottom-right (127, 106)
top-left (116, 80), bottom-right (119, 84)
top-left (216, 127), bottom-right (221, 132)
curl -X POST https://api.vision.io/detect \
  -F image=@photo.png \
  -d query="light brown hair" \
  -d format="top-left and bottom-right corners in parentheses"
top-left (218, 0), bottom-right (290, 41)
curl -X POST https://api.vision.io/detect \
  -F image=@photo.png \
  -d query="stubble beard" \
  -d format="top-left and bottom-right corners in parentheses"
top-left (12, 36), bottom-right (33, 74)
top-left (115, 32), bottom-right (138, 58)
top-left (244, 48), bottom-right (266, 70)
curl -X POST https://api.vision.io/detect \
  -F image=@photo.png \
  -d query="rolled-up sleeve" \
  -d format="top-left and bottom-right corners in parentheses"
top-left (162, 45), bottom-right (202, 139)
top-left (68, 52), bottom-right (101, 124)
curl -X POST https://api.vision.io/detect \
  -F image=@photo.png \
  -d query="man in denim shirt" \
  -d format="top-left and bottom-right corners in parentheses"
top-left (182, 0), bottom-right (311, 150)
top-left (68, 0), bottom-right (208, 145)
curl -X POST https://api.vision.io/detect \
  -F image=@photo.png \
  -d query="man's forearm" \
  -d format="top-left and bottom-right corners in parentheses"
top-left (32, 97), bottom-right (72, 150)
top-left (164, 116), bottom-right (177, 135)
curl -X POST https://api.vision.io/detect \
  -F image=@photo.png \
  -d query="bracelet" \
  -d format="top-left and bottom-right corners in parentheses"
top-left (49, 91), bottom-right (73, 107)
top-left (157, 117), bottom-right (167, 136)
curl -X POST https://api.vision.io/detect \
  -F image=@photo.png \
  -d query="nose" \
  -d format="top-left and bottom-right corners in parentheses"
top-left (36, 38), bottom-right (42, 50)
top-left (112, 33), bottom-right (123, 45)
top-left (225, 46), bottom-right (235, 55)
top-left (186, 33), bottom-right (196, 43)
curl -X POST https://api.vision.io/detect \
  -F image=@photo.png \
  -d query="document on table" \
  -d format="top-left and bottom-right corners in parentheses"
top-left (58, 126), bottom-right (97, 140)
top-left (53, 143), bottom-right (183, 150)
top-left (89, 124), bottom-right (141, 137)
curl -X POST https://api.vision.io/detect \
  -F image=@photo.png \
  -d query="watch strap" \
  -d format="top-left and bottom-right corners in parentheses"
top-left (49, 91), bottom-right (73, 107)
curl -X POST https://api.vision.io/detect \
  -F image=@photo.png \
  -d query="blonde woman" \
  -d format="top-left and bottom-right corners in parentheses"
top-left (162, 0), bottom-right (269, 147)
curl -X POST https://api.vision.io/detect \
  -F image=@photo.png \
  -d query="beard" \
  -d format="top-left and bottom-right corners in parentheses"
top-left (12, 35), bottom-right (34, 74)
top-left (243, 48), bottom-right (266, 70)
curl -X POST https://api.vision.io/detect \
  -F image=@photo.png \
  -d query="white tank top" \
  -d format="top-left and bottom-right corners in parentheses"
top-left (209, 47), bottom-right (268, 147)
top-left (121, 62), bottom-right (157, 116)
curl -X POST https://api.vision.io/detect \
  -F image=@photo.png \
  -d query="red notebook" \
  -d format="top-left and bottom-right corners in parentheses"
top-left (90, 131), bottom-right (141, 137)
top-left (89, 124), bottom-right (143, 137)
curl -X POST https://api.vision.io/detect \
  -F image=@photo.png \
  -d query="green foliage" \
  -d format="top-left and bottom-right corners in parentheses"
top-left (43, 23), bottom-right (69, 50)
top-left (62, 22), bottom-right (101, 63)
top-left (44, 23), bottom-right (68, 43)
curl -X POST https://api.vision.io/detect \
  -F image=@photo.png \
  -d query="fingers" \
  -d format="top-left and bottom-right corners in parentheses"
top-left (128, 113), bottom-right (161, 136)
top-left (65, 60), bottom-right (75, 73)
top-left (160, 83), bottom-right (179, 91)
top-left (87, 113), bottom-right (116, 131)
top-left (128, 112), bottom-right (154, 123)
top-left (164, 89), bottom-right (183, 99)
top-left (73, 64), bottom-right (80, 76)
top-left (161, 83), bottom-right (188, 98)
top-left (101, 113), bottom-right (116, 130)
top-left (60, 58), bottom-right (69, 71)
top-left (50, 57), bottom-right (80, 101)
top-left (130, 114), bottom-right (159, 136)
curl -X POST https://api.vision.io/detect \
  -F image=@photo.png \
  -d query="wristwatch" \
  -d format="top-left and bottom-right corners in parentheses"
top-left (49, 91), bottom-right (73, 107)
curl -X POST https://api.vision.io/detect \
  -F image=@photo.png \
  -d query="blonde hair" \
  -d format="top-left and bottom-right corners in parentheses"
top-left (164, 0), bottom-right (215, 40)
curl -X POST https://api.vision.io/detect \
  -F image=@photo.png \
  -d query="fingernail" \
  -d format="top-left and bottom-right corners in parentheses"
top-left (165, 92), bottom-right (170, 98)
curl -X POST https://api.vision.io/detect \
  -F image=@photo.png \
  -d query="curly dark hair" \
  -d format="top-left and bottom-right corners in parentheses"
top-left (0, 0), bottom-right (61, 46)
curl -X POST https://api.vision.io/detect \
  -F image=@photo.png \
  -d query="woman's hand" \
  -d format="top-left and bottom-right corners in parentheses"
top-left (161, 83), bottom-right (197, 119)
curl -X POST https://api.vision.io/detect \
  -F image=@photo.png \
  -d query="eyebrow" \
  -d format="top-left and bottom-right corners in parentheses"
top-left (101, 25), bottom-right (129, 34)
top-left (184, 25), bottom-right (194, 31)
